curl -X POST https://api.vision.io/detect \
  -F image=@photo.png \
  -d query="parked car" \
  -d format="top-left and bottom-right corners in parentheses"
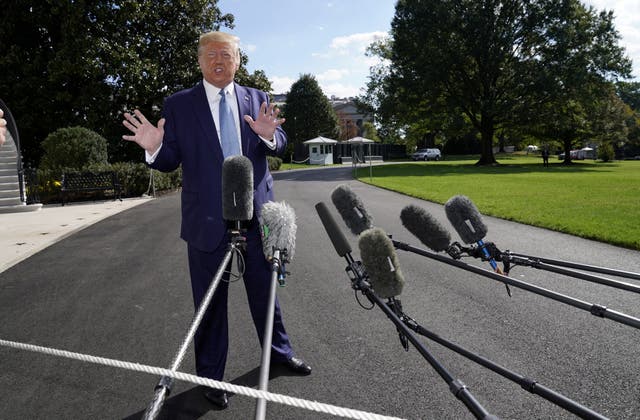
top-left (411, 148), bottom-right (441, 161)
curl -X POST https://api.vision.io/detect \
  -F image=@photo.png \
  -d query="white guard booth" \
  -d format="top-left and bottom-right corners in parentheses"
top-left (303, 136), bottom-right (338, 165)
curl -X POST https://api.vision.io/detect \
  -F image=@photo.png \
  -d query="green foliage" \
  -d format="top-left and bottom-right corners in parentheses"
top-left (281, 74), bottom-right (339, 152)
top-left (616, 81), bottom-right (640, 111)
top-left (598, 143), bottom-right (615, 162)
top-left (40, 127), bottom-right (108, 173)
top-left (361, 0), bottom-right (631, 166)
top-left (530, 3), bottom-right (632, 164)
top-left (0, 1), bottom-right (235, 165)
top-left (361, 122), bottom-right (381, 142)
top-left (235, 53), bottom-right (273, 93)
top-left (34, 162), bottom-right (182, 204)
top-left (267, 156), bottom-right (282, 171)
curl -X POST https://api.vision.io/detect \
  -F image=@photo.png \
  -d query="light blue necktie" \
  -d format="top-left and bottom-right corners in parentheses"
top-left (219, 89), bottom-right (240, 158)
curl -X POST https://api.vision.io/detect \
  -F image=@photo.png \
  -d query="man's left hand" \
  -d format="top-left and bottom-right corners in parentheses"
top-left (244, 102), bottom-right (285, 141)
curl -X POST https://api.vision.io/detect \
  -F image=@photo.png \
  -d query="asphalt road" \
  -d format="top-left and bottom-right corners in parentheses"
top-left (0, 165), bottom-right (638, 419)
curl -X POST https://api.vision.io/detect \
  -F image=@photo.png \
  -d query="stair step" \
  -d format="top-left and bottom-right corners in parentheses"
top-left (0, 176), bottom-right (19, 184)
top-left (0, 203), bottom-right (42, 214)
top-left (0, 169), bottom-right (17, 176)
top-left (0, 189), bottom-right (20, 198)
top-left (0, 197), bottom-right (23, 206)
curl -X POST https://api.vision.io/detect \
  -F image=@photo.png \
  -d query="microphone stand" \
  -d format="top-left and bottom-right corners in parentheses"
top-left (342, 252), bottom-right (498, 420)
top-left (507, 252), bottom-right (640, 281)
top-left (385, 301), bottom-right (608, 420)
top-left (499, 251), bottom-right (640, 294)
top-left (391, 239), bottom-right (640, 331)
top-left (254, 248), bottom-right (288, 420)
top-left (143, 223), bottom-right (247, 420)
top-left (452, 242), bottom-right (640, 295)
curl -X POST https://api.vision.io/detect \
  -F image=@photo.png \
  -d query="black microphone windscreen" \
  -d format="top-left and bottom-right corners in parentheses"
top-left (222, 155), bottom-right (254, 222)
top-left (260, 201), bottom-right (297, 260)
top-left (444, 195), bottom-right (487, 244)
top-left (358, 227), bottom-right (404, 298)
top-left (400, 204), bottom-right (451, 252)
top-left (331, 184), bottom-right (373, 235)
top-left (315, 202), bottom-right (352, 257)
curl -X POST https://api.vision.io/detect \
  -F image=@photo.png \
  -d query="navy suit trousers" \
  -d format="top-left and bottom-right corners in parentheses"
top-left (187, 223), bottom-right (294, 381)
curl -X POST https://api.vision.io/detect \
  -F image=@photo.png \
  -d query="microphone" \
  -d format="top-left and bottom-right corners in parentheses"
top-left (260, 200), bottom-right (296, 261)
top-left (317, 203), bottom-right (498, 419)
top-left (255, 201), bottom-right (297, 418)
top-left (260, 201), bottom-right (296, 286)
top-left (358, 227), bottom-right (405, 299)
top-left (444, 195), bottom-right (502, 273)
top-left (400, 204), bottom-right (452, 253)
top-left (315, 201), bottom-right (353, 258)
top-left (445, 195), bottom-right (510, 295)
top-left (330, 184), bottom-right (373, 235)
top-left (222, 155), bottom-right (254, 222)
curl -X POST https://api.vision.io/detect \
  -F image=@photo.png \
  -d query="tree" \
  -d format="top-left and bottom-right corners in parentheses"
top-left (281, 74), bottom-right (339, 159)
top-left (616, 81), bottom-right (640, 111)
top-left (529, 2), bottom-right (632, 164)
top-left (361, 121), bottom-right (381, 142)
top-left (0, 1), bottom-right (244, 165)
top-left (336, 110), bottom-right (359, 140)
top-left (362, 0), bottom-right (631, 165)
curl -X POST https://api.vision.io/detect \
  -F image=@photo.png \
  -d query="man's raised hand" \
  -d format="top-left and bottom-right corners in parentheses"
top-left (243, 102), bottom-right (285, 141)
top-left (122, 109), bottom-right (164, 155)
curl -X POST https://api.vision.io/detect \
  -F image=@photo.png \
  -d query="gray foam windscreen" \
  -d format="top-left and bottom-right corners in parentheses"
top-left (358, 227), bottom-right (405, 298)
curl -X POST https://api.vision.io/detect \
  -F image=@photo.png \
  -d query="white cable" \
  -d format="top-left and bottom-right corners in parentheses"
top-left (0, 338), bottom-right (405, 420)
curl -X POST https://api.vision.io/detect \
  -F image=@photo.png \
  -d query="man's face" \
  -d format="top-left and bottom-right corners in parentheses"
top-left (198, 41), bottom-right (239, 88)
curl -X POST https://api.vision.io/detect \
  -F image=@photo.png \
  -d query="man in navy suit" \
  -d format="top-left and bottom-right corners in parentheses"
top-left (123, 31), bottom-right (310, 410)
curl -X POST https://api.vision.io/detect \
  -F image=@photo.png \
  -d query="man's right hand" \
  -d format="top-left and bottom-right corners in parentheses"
top-left (122, 109), bottom-right (164, 155)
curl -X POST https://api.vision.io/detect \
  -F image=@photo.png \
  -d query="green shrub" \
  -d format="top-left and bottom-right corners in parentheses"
top-left (33, 162), bottom-right (182, 204)
top-left (598, 143), bottom-right (615, 162)
top-left (267, 156), bottom-right (282, 171)
top-left (40, 127), bottom-right (108, 173)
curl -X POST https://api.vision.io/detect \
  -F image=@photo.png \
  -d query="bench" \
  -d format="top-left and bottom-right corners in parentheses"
top-left (60, 171), bottom-right (122, 206)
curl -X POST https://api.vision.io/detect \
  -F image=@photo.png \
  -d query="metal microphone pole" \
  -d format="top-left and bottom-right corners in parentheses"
top-left (254, 249), bottom-right (282, 420)
top-left (392, 239), bottom-right (640, 330)
top-left (143, 228), bottom-right (246, 420)
top-left (390, 303), bottom-right (607, 420)
top-left (507, 252), bottom-right (640, 281)
top-left (347, 264), bottom-right (497, 420)
top-left (499, 252), bottom-right (640, 294)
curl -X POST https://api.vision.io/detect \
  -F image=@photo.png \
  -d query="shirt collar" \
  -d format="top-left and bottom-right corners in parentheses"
top-left (202, 79), bottom-right (235, 101)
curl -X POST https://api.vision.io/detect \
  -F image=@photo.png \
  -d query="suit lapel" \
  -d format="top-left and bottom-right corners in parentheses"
top-left (192, 81), bottom-right (224, 162)
top-left (234, 83), bottom-right (253, 156)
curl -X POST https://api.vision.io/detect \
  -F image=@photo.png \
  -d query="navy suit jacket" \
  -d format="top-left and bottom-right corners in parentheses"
top-left (150, 81), bottom-right (287, 252)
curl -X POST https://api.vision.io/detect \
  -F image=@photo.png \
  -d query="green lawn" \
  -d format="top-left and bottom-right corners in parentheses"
top-left (351, 155), bottom-right (640, 250)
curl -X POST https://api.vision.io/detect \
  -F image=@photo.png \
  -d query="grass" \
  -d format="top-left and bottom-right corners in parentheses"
top-left (352, 154), bottom-right (640, 250)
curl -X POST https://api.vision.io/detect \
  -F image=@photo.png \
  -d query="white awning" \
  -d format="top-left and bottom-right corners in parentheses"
top-left (303, 136), bottom-right (338, 144)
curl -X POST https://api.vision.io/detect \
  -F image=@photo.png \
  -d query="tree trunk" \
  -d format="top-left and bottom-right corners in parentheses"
top-left (562, 137), bottom-right (573, 165)
top-left (476, 115), bottom-right (497, 165)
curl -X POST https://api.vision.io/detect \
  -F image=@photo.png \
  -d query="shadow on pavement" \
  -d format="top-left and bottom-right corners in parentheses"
top-left (122, 363), bottom-right (303, 419)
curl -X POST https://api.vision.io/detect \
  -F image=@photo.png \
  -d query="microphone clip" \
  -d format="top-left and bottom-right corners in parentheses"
top-left (388, 298), bottom-right (409, 352)
top-left (345, 260), bottom-right (370, 291)
top-left (277, 249), bottom-right (291, 287)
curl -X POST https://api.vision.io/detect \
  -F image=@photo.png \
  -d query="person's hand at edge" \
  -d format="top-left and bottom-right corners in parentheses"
top-left (0, 109), bottom-right (7, 147)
